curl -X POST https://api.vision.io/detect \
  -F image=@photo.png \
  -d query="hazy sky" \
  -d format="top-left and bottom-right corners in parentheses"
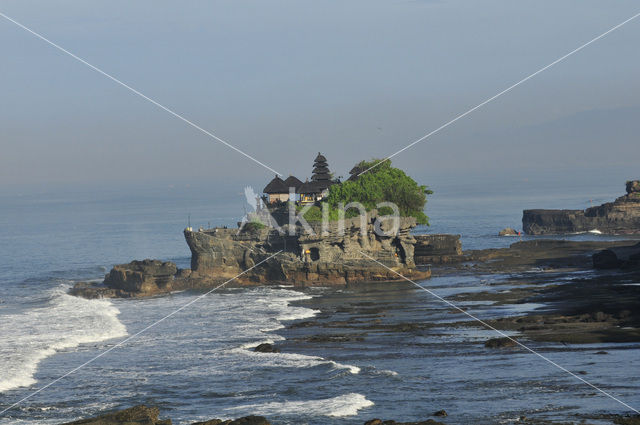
top-left (1, 0), bottom-right (639, 193)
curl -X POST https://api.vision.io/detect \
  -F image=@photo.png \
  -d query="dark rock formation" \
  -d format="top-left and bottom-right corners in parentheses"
top-left (71, 211), bottom-right (432, 299)
top-left (60, 405), bottom-right (171, 425)
top-left (364, 420), bottom-right (445, 425)
top-left (191, 416), bottom-right (271, 425)
top-left (59, 405), bottom-right (272, 425)
top-left (593, 242), bottom-right (640, 269)
top-left (71, 260), bottom-right (181, 298)
top-left (498, 227), bottom-right (518, 236)
top-left (253, 343), bottom-right (280, 353)
top-left (185, 211), bottom-right (430, 286)
top-left (413, 234), bottom-right (462, 264)
top-left (104, 260), bottom-right (177, 293)
top-left (484, 337), bottom-right (517, 348)
top-left (523, 181), bottom-right (640, 235)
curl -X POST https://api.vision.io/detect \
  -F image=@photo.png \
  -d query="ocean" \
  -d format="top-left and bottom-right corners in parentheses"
top-left (1, 180), bottom-right (638, 424)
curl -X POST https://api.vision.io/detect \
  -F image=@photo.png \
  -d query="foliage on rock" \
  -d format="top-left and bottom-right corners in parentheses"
top-left (326, 159), bottom-right (432, 225)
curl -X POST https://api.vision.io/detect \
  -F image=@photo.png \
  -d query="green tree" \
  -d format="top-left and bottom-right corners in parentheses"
top-left (325, 159), bottom-right (432, 225)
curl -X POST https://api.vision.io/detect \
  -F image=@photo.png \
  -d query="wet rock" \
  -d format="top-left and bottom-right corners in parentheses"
top-left (304, 333), bottom-right (366, 343)
top-left (498, 228), bottom-right (518, 236)
top-left (363, 420), bottom-right (445, 425)
top-left (191, 417), bottom-right (271, 425)
top-left (104, 260), bottom-right (178, 294)
top-left (433, 410), bottom-right (448, 417)
top-left (253, 343), bottom-right (280, 353)
top-left (613, 415), bottom-right (640, 425)
top-left (593, 242), bottom-right (640, 269)
top-left (60, 405), bottom-right (171, 425)
top-left (484, 337), bottom-right (517, 348)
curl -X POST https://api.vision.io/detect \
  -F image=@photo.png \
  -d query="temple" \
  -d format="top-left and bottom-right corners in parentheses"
top-left (262, 152), bottom-right (338, 205)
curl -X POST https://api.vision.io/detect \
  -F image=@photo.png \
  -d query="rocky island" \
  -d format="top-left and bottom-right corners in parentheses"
top-left (71, 156), bottom-right (447, 298)
top-left (522, 180), bottom-right (640, 235)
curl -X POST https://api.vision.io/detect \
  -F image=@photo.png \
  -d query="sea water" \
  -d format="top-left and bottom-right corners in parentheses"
top-left (0, 181), bottom-right (638, 424)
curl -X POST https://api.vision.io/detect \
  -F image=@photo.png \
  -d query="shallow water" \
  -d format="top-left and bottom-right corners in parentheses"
top-left (1, 182), bottom-right (639, 424)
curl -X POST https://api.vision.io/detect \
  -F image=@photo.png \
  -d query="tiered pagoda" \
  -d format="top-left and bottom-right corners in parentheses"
top-left (298, 153), bottom-right (337, 203)
top-left (262, 152), bottom-right (337, 205)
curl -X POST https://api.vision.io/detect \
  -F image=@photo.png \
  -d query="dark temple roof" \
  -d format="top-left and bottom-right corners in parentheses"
top-left (263, 175), bottom-right (288, 194)
top-left (283, 175), bottom-right (303, 190)
top-left (298, 152), bottom-right (338, 194)
top-left (298, 179), bottom-right (333, 194)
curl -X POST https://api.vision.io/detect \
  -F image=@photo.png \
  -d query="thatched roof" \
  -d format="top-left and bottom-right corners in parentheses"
top-left (298, 179), bottom-right (336, 194)
top-left (283, 175), bottom-right (303, 190)
top-left (263, 175), bottom-right (288, 194)
top-left (314, 152), bottom-right (327, 163)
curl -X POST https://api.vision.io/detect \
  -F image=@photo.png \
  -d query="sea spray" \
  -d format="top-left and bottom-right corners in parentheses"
top-left (0, 285), bottom-right (127, 393)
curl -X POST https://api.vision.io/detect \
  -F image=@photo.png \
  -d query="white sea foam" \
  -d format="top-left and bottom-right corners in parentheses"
top-left (225, 392), bottom-right (374, 417)
top-left (232, 289), bottom-right (360, 375)
top-left (0, 285), bottom-right (127, 393)
top-left (233, 344), bottom-right (360, 374)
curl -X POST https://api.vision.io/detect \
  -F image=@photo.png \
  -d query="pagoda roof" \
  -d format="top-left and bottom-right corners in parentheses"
top-left (311, 173), bottom-right (331, 181)
top-left (314, 152), bottom-right (327, 163)
top-left (263, 175), bottom-right (288, 194)
top-left (312, 165), bottom-right (330, 174)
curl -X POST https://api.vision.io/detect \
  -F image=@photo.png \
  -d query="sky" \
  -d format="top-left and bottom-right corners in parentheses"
top-left (1, 0), bottom-right (639, 196)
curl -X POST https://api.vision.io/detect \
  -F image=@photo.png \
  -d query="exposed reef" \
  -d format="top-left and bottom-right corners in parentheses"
top-left (593, 242), bottom-right (640, 269)
top-left (522, 181), bottom-right (640, 235)
top-left (57, 404), bottom-right (448, 425)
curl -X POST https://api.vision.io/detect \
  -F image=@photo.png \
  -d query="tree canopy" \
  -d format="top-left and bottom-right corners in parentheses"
top-left (325, 159), bottom-right (432, 225)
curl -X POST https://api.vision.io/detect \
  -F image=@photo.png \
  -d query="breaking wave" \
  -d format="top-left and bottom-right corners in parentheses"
top-left (0, 285), bottom-right (127, 393)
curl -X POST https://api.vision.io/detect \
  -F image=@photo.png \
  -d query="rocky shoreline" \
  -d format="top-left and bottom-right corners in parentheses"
top-left (274, 238), bottom-right (640, 424)
top-left (523, 181), bottom-right (640, 235)
top-left (61, 238), bottom-right (640, 424)
top-left (59, 404), bottom-right (447, 425)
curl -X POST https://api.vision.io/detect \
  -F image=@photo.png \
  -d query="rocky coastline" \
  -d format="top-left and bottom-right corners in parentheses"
top-left (522, 180), bottom-right (640, 235)
top-left (71, 212), bottom-right (446, 298)
top-left (59, 404), bottom-right (447, 425)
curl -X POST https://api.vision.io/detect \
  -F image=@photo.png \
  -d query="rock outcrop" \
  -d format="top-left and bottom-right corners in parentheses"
top-left (498, 227), bottom-right (519, 236)
top-left (523, 181), bottom-right (640, 235)
top-left (185, 211), bottom-right (430, 286)
top-left (593, 242), bottom-right (640, 269)
top-left (413, 234), bottom-right (462, 264)
top-left (71, 260), bottom-right (183, 298)
top-left (60, 405), bottom-right (171, 425)
top-left (59, 405), bottom-right (272, 425)
top-left (71, 211), bottom-right (432, 298)
top-left (363, 420), bottom-right (445, 425)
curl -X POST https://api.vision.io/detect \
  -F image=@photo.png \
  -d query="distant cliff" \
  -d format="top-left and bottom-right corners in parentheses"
top-left (523, 181), bottom-right (640, 235)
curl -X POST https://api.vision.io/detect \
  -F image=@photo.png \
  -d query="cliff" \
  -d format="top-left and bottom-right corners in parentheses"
top-left (184, 211), bottom-right (429, 286)
top-left (522, 181), bottom-right (640, 235)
